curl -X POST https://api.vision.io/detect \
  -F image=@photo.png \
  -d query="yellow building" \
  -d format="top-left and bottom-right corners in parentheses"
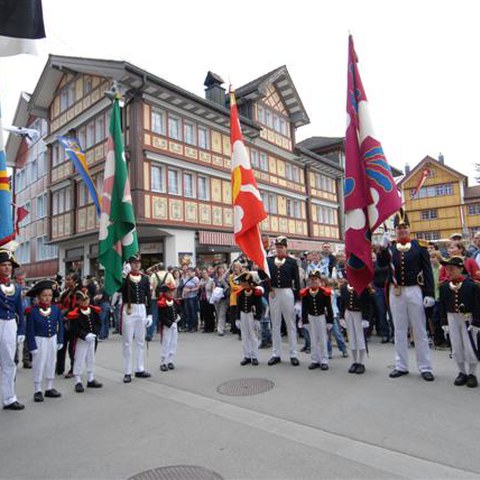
top-left (398, 155), bottom-right (480, 241)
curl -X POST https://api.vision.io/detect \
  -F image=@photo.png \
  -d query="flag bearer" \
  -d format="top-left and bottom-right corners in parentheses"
top-left (236, 272), bottom-right (263, 366)
top-left (267, 236), bottom-right (301, 366)
top-left (121, 254), bottom-right (152, 383)
top-left (0, 247), bottom-right (25, 410)
top-left (439, 256), bottom-right (480, 388)
top-left (25, 280), bottom-right (64, 402)
top-left (157, 283), bottom-right (180, 372)
top-left (300, 270), bottom-right (334, 371)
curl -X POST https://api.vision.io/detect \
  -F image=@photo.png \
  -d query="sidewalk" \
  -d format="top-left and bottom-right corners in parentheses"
top-left (1, 331), bottom-right (479, 479)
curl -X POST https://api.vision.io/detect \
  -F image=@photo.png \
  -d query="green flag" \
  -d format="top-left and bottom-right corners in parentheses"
top-left (98, 97), bottom-right (139, 295)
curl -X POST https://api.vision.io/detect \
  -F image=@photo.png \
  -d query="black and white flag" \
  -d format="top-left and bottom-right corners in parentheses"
top-left (0, 0), bottom-right (46, 57)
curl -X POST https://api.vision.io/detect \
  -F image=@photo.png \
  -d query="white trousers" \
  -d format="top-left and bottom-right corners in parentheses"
top-left (447, 313), bottom-right (478, 375)
top-left (161, 323), bottom-right (178, 364)
top-left (0, 319), bottom-right (18, 406)
top-left (32, 336), bottom-right (57, 390)
top-left (270, 288), bottom-right (298, 358)
top-left (240, 312), bottom-right (259, 360)
top-left (389, 285), bottom-right (432, 373)
top-left (122, 304), bottom-right (147, 375)
top-left (307, 315), bottom-right (328, 364)
top-left (73, 338), bottom-right (95, 378)
top-left (215, 300), bottom-right (228, 334)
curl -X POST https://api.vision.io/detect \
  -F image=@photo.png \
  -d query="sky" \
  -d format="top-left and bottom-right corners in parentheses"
top-left (1, 0), bottom-right (479, 183)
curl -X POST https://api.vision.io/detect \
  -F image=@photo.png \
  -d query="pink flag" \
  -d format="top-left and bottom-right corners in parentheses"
top-left (345, 35), bottom-right (402, 293)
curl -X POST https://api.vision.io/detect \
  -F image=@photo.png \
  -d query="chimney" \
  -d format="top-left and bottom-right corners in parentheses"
top-left (204, 71), bottom-right (226, 106)
top-left (438, 152), bottom-right (444, 164)
top-left (405, 163), bottom-right (410, 175)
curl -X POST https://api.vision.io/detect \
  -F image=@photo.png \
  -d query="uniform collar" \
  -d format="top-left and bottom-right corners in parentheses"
top-left (0, 276), bottom-right (11, 285)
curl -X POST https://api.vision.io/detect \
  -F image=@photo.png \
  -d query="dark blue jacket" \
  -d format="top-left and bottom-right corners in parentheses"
top-left (26, 305), bottom-right (64, 351)
top-left (0, 283), bottom-right (25, 335)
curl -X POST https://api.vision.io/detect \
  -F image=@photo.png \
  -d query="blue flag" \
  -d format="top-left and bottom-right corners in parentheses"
top-left (57, 136), bottom-right (101, 216)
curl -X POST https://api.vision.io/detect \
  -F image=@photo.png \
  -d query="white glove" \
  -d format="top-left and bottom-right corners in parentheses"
top-left (146, 315), bottom-right (153, 328)
top-left (326, 323), bottom-right (333, 331)
top-left (17, 335), bottom-right (25, 345)
top-left (361, 320), bottom-right (370, 329)
top-left (235, 319), bottom-right (241, 330)
top-left (294, 301), bottom-right (302, 317)
top-left (423, 296), bottom-right (435, 308)
top-left (380, 231), bottom-right (391, 248)
top-left (442, 325), bottom-right (449, 334)
top-left (468, 325), bottom-right (480, 336)
top-left (339, 318), bottom-right (347, 329)
top-left (297, 319), bottom-right (303, 329)
top-left (122, 262), bottom-right (131, 277)
top-left (30, 348), bottom-right (39, 355)
top-left (57, 343), bottom-right (63, 351)
top-left (85, 333), bottom-right (96, 343)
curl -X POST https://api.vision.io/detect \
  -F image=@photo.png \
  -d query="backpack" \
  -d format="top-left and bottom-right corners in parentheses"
top-left (154, 272), bottom-right (169, 297)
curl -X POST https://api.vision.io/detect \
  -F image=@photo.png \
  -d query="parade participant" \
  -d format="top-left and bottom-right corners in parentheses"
top-left (267, 236), bottom-right (301, 366)
top-left (438, 256), bottom-right (480, 388)
top-left (338, 278), bottom-right (372, 374)
top-left (157, 283), bottom-right (181, 372)
top-left (148, 263), bottom-right (174, 341)
top-left (121, 254), bottom-right (152, 383)
top-left (56, 272), bottom-right (82, 378)
top-left (0, 247), bottom-right (25, 410)
top-left (67, 290), bottom-right (103, 393)
top-left (235, 271), bottom-right (263, 366)
top-left (439, 241), bottom-right (480, 282)
top-left (378, 209), bottom-right (435, 381)
top-left (300, 270), bottom-right (334, 371)
top-left (25, 280), bottom-right (64, 402)
top-left (14, 270), bottom-right (32, 368)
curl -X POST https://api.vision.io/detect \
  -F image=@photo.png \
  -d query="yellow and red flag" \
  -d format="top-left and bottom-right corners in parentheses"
top-left (230, 89), bottom-right (269, 276)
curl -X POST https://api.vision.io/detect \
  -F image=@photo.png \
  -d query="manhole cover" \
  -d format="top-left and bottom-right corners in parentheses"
top-left (217, 378), bottom-right (275, 396)
top-left (128, 465), bottom-right (223, 480)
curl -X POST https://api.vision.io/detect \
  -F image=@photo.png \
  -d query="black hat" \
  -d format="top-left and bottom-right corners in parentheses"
top-left (159, 283), bottom-right (177, 294)
top-left (75, 289), bottom-right (90, 302)
top-left (393, 209), bottom-right (410, 228)
top-left (0, 248), bottom-right (19, 268)
top-left (308, 269), bottom-right (322, 279)
top-left (440, 256), bottom-right (464, 268)
top-left (274, 236), bottom-right (288, 247)
top-left (128, 253), bottom-right (141, 263)
top-left (235, 271), bottom-right (258, 285)
top-left (26, 279), bottom-right (59, 298)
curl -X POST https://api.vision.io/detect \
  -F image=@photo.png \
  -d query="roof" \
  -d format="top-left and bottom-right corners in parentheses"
top-left (297, 136), bottom-right (344, 152)
top-left (295, 146), bottom-right (343, 178)
top-left (235, 65), bottom-right (310, 128)
top-left (465, 185), bottom-right (480, 199)
top-left (397, 155), bottom-right (467, 188)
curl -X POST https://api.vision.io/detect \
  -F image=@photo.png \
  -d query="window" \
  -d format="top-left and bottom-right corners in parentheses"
top-left (421, 209), bottom-right (438, 220)
top-left (78, 182), bottom-right (87, 207)
top-left (468, 204), bottom-right (480, 216)
top-left (16, 241), bottom-right (30, 263)
top-left (60, 90), bottom-right (68, 112)
top-left (198, 126), bottom-right (210, 149)
top-left (413, 183), bottom-right (453, 199)
top-left (20, 202), bottom-right (30, 226)
top-left (416, 231), bottom-right (441, 241)
top-left (65, 186), bottom-right (72, 211)
top-left (184, 122), bottom-right (196, 146)
top-left (36, 195), bottom-right (46, 219)
top-left (292, 165), bottom-right (300, 183)
top-left (67, 84), bottom-right (76, 108)
top-left (257, 105), bottom-right (265, 124)
top-left (86, 121), bottom-right (95, 148)
top-left (151, 165), bottom-right (166, 193)
top-left (151, 108), bottom-right (166, 135)
top-left (168, 168), bottom-right (181, 195)
top-left (279, 118), bottom-right (288, 136)
top-left (315, 205), bottom-right (337, 225)
top-left (95, 115), bottom-right (105, 144)
top-left (183, 172), bottom-right (195, 198)
top-left (198, 175), bottom-right (209, 201)
top-left (96, 173), bottom-right (104, 197)
top-left (168, 115), bottom-right (182, 141)
top-left (31, 158), bottom-right (38, 182)
top-left (77, 127), bottom-right (86, 150)
top-left (259, 152), bottom-right (268, 171)
top-left (250, 149), bottom-right (259, 168)
top-left (285, 163), bottom-right (292, 180)
top-left (53, 187), bottom-right (71, 214)
top-left (38, 152), bottom-right (46, 177)
top-left (37, 236), bottom-right (58, 261)
top-left (268, 193), bottom-right (277, 214)
top-left (273, 114), bottom-right (280, 133)
top-left (265, 110), bottom-right (273, 128)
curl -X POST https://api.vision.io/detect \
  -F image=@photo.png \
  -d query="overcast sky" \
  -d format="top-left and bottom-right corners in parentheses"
top-left (1, 0), bottom-right (478, 182)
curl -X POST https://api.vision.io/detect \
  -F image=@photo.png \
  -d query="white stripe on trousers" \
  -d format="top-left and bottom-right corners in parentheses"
top-left (240, 312), bottom-right (259, 359)
top-left (73, 338), bottom-right (95, 377)
top-left (0, 319), bottom-right (18, 405)
top-left (447, 313), bottom-right (478, 375)
top-left (122, 304), bottom-right (147, 375)
top-left (270, 288), bottom-right (298, 358)
top-left (32, 336), bottom-right (57, 389)
top-left (307, 315), bottom-right (328, 364)
top-left (161, 323), bottom-right (178, 364)
top-left (389, 285), bottom-right (432, 373)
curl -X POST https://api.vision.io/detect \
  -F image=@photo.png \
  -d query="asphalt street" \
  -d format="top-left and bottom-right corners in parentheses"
top-left (1, 332), bottom-right (480, 480)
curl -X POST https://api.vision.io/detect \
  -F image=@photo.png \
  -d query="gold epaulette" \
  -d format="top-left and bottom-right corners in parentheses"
top-left (416, 239), bottom-right (429, 248)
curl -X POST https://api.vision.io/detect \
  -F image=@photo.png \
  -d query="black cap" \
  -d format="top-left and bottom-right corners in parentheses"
top-left (235, 271), bottom-right (258, 285)
top-left (75, 289), bottom-right (90, 302)
top-left (0, 249), bottom-right (19, 268)
top-left (128, 253), bottom-right (141, 263)
top-left (274, 236), bottom-right (288, 247)
top-left (26, 280), bottom-right (58, 298)
top-left (440, 256), bottom-right (464, 268)
top-left (393, 208), bottom-right (410, 228)
top-left (308, 269), bottom-right (322, 279)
